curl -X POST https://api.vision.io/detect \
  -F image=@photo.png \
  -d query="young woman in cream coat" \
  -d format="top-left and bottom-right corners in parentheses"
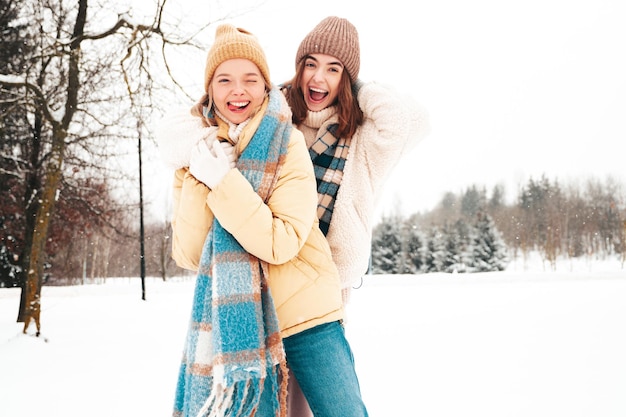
top-left (280, 16), bottom-right (431, 416)
top-left (283, 16), bottom-right (430, 302)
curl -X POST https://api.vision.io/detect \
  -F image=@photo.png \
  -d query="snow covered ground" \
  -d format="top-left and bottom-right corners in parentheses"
top-left (1, 255), bottom-right (625, 417)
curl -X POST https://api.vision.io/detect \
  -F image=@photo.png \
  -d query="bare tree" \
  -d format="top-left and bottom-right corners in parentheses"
top-left (0, 0), bottom-right (211, 335)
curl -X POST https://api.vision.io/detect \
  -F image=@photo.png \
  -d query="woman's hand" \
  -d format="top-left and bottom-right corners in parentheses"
top-left (189, 140), bottom-right (236, 189)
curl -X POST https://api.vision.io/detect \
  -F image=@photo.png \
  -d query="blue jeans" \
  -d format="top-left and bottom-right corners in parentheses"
top-left (258, 321), bottom-right (369, 417)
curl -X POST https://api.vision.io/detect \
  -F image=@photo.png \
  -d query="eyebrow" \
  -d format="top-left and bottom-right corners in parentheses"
top-left (214, 72), bottom-right (261, 78)
top-left (305, 55), bottom-right (344, 68)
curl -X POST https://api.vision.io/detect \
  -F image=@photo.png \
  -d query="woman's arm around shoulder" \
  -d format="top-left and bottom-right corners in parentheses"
top-left (155, 107), bottom-right (215, 170)
top-left (357, 80), bottom-right (431, 155)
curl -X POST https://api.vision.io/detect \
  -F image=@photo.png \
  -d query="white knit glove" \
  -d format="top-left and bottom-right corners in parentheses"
top-left (189, 140), bottom-right (236, 189)
top-left (217, 141), bottom-right (237, 168)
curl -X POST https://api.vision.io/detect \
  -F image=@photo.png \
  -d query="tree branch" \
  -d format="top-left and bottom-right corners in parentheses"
top-left (0, 75), bottom-right (60, 127)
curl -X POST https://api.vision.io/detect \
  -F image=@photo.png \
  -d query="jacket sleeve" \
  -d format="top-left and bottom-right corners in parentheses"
top-left (206, 129), bottom-right (317, 265)
top-left (170, 167), bottom-right (214, 271)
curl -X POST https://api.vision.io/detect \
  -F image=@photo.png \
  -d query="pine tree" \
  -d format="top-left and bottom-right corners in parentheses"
top-left (460, 185), bottom-right (487, 220)
top-left (443, 220), bottom-right (474, 273)
top-left (403, 223), bottom-right (426, 273)
top-left (472, 213), bottom-right (509, 271)
top-left (424, 227), bottom-right (446, 273)
top-left (441, 223), bottom-right (462, 273)
top-left (371, 216), bottom-right (402, 274)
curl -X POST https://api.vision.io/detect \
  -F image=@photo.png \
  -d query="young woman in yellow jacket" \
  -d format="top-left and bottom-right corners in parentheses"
top-left (158, 24), bottom-right (368, 417)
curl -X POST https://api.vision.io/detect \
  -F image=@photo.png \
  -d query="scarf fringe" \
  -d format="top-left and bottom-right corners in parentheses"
top-left (196, 379), bottom-right (259, 417)
top-left (277, 360), bottom-right (289, 417)
top-left (194, 360), bottom-right (289, 417)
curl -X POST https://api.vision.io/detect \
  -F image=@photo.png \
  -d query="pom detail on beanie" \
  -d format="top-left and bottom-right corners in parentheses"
top-left (203, 24), bottom-right (270, 92)
top-left (295, 16), bottom-right (360, 82)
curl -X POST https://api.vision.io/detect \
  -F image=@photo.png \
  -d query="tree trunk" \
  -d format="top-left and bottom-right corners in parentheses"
top-left (16, 111), bottom-right (44, 323)
top-left (160, 226), bottom-right (168, 281)
top-left (22, 132), bottom-right (65, 335)
top-left (21, 0), bottom-right (87, 334)
top-left (90, 235), bottom-right (98, 281)
top-left (101, 237), bottom-right (110, 283)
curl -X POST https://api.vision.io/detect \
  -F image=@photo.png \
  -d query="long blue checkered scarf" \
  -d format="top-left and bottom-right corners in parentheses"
top-left (174, 87), bottom-right (291, 417)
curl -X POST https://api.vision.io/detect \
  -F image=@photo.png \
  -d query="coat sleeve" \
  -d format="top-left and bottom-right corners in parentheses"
top-left (170, 167), bottom-right (214, 271)
top-left (357, 81), bottom-right (430, 172)
top-left (155, 108), bottom-right (214, 170)
top-left (206, 130), bottom-right (318, 265)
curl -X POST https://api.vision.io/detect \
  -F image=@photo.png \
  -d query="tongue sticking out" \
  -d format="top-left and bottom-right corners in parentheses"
top-left (228, 102), bottom-right (248, 112)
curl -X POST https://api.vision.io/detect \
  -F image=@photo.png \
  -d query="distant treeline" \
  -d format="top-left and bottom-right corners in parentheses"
top-left (1, 175), bottom-right (624, 287)
top-left (370, 175), bottom-right (626, 274)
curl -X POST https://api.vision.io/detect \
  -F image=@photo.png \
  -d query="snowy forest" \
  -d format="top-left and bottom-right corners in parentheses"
top-left (371, 176), bottom-right (626, 274)
top-left (1, 0), bottom-right (625, 336)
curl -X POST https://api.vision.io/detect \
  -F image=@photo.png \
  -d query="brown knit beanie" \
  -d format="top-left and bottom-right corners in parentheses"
top-left (295, 16), bottom-right (360, 82)
top-left (203, 24), bottom-right (271, 92)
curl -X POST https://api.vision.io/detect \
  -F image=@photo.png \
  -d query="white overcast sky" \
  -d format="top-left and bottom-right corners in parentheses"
top-left (140, 0), bottom-right (626, 218)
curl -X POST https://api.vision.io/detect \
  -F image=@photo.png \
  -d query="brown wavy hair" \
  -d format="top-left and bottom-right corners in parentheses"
top-left (284, 59), bottom-right (363, 139)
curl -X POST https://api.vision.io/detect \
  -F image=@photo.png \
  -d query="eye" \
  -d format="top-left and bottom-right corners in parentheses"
top-left (329, 65), bottom-right (342, 74)
top-left (217, 77), bottom-right (230, 84)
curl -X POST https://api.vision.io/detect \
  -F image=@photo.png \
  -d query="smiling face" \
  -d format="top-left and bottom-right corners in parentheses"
top-left (298, 53), bottom-right (344, 112)
top-left (210, 58), bottom-right (267, 124)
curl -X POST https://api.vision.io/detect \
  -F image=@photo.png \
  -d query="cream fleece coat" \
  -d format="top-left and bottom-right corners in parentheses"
top-left (300, 81), bottom-right (430, 292)
top-left (155, 109), bottom-right (214, 170)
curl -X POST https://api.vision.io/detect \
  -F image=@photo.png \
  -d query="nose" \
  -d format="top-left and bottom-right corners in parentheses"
top-left (311, 67), bottom-right (325, 82)
top-left (231, 80), bottom-right (245, 94)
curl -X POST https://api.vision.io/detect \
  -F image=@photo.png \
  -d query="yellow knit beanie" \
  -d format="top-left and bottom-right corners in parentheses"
top-left (295, 16), bottom-right (360, 82)
top-left (203, 24), bottom-right (271, 92)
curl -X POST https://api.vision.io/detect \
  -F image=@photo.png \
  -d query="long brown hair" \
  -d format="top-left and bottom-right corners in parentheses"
top-left (284, 59), bottom-right (363, 139)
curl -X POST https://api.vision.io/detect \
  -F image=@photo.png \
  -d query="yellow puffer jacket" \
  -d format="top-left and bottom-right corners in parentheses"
top-left (167, 100), bottom-right (343, 339)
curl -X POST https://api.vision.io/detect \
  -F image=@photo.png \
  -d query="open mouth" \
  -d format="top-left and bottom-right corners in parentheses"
top-left (228, 101), bottom-right (250, 111)
top-left (309, 87), bottom-right (328, 103)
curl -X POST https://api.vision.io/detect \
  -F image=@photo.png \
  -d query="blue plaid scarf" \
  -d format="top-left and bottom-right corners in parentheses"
top-left (174, 87), bottom-right (291, 417)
